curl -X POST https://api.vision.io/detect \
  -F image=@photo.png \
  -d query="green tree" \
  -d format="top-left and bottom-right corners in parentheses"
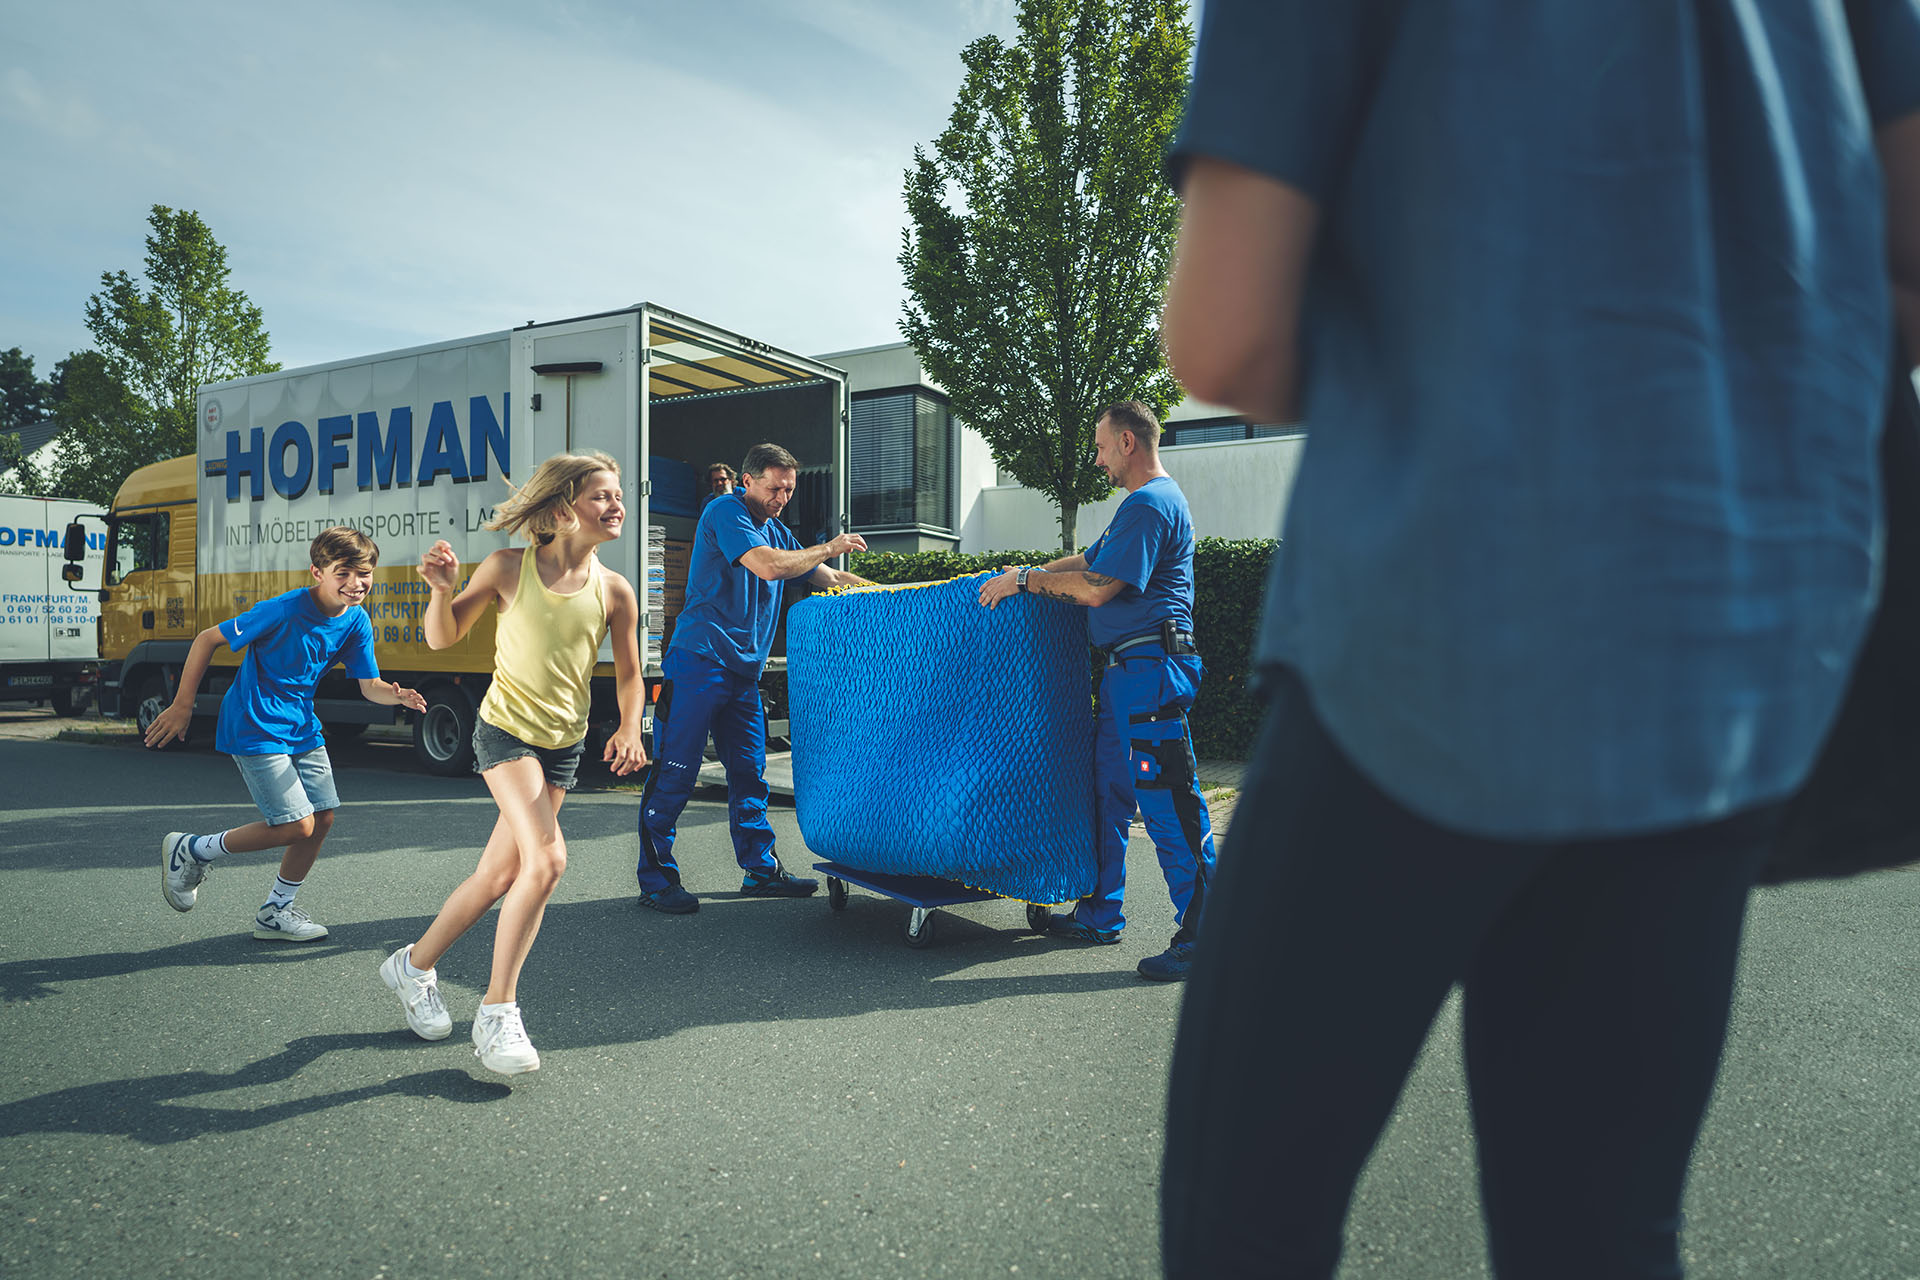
top-left (900, 0), bottom-right (1191, 550)
top-left (0, 347), bottom-right (54, 494)
top-left (48, 205), bottom-right (279, 506)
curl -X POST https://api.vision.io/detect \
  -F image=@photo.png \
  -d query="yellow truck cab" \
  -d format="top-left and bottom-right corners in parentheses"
top-left (94, 456), bottom-right (199, 730)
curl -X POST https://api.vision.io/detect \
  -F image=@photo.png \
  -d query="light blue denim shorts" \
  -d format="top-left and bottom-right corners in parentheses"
top-left (233, 746), bottom-right (340, 826)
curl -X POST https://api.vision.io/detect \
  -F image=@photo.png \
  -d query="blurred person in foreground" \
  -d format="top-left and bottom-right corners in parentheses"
top-left (1156, 3), bottom-right (1920, 1277)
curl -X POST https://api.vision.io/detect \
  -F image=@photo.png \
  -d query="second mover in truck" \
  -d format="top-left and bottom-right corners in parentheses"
top-left (79, 303), bottom-right (850, 774)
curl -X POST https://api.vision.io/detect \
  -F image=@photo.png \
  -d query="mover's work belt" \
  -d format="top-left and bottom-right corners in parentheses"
top-left (1106, 620), bottom-right (1198, 665)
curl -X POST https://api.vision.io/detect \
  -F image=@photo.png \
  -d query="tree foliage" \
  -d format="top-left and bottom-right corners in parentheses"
top-left (900, 0), bottom-right (1192, 550)
top-left (46, 205), bottom-right (279, 506)
top-left (0, 347), bottom-right (53, 493)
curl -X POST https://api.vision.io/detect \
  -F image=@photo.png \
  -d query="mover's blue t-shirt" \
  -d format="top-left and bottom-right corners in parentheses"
top-left (669, 492), bottom-right (803, 676)
top-left (1083, 476), bottom-right (1197, 649)
top-left (216, 587), bottom-right (379, 755)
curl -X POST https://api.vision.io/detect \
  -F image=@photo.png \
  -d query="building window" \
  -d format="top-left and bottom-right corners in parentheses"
top-left (1166, 418), bottom-right (1305, 446)
top-left (851, 390), bottom-right (952, 530)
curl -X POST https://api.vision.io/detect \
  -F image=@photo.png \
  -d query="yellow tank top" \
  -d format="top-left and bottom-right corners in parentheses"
top-left (478, 546), bottom-right (609, 749)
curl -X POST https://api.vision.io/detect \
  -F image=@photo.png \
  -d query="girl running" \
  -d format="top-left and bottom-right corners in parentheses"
top-left (381, 451), bottom-right (647, 1075)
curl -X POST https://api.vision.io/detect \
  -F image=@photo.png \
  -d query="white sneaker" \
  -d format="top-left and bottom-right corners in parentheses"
top-left (472, 1003), bottom-right (541, 1075)
top-left (379, 947), bottom-right (452, 1040)
top-left (252, 903), bottom-right (329, 942)
top-left (160, 832), bottom-right (209, 912)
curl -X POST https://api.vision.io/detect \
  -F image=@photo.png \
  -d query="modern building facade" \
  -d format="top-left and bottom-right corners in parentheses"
top-left (814, 340), bottom-right (1299, 555)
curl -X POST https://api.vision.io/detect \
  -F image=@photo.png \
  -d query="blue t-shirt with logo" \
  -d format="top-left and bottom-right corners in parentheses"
top-left (215, 587), bottom-right (379, 755)
top-left (669, 492), bottom-right (803, 676)
top-left (1083, 476), bottom-right (1197, 650)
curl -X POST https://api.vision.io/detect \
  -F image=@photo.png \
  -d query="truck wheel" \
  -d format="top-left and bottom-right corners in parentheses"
top-left (134, 677), bottom-right (180, 750)
top-left (414, 686), bottom-right (476, 775)
top-left (50, 687), bottom-right (82, 717)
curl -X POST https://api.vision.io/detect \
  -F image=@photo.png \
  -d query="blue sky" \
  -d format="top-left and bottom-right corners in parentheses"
top-left (1, 0), bottom-right (1035, 378)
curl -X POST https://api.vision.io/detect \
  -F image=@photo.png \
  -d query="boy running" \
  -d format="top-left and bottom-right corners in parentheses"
top-left (148, 526), bottom-right (426, 940)
top-left (380, 452), bottom-right (647, 1076)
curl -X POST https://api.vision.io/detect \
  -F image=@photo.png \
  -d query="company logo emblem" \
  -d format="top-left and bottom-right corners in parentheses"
top-left (204, 399), bottom-right (223, 434)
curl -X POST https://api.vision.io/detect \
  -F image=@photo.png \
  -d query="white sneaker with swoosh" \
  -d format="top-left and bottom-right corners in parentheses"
top-left (160, 832), bottom-right (208, 912)
top-left (252, 903), bottom-right (328, 941)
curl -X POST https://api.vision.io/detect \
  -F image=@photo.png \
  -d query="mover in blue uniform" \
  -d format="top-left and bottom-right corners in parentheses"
top-left (636, 443), bottom-right (872, 914)
top-left (979, 401), bottom-right (1217, 981)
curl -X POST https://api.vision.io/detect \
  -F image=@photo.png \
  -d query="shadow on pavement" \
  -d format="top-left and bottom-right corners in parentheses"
top-left (0, 1032), bottom-right (508, 1145)
top-left (352, 890), bottom-right (1162, 1055)
top-left (0, 925), bottom-right (434, 1004)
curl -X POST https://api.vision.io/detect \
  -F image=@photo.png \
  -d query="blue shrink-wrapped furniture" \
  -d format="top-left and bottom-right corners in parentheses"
top-left (787, 573), bottom-right (1097, 904)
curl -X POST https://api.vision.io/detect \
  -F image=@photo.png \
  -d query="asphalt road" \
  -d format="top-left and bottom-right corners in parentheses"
top-left (2, 711), bottom-right (1917, 1279)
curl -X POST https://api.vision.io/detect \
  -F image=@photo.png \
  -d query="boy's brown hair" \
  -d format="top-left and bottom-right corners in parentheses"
top-left (310, 526), bottom-right (379, 570)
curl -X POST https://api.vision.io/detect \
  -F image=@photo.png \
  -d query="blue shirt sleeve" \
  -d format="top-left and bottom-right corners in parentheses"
top-left (1086, 497), bottom-right (1164, 594)
top-left (219, 593), bottom-right (293, 653)
top-left (712, 498), bottom-right (773, 567)
top-left (1848, 0), bottom-right (1920, 125)
top-left (1169, 0), bottom-right (1395, 199)
top-left (337, 610), bottom-right (380, 680)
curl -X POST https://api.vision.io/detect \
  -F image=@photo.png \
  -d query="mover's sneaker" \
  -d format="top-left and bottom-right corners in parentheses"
top-left (741, 862), bottom-right (818, 898)
top-left (472, 1003), bottom-right (540, 1075)
top-left (1046, 914), bottom-right (1121, 945)
top-left (252, 904), bottom-right (329, 942)
top-left (638, 884), bottom-right (700, 914)
top-left (160, 832), bottom-right (209, 912)
top-left (379, 947), bottom-right (453, 1040)
top-left (1137, 938), bottom-right (1196, 982)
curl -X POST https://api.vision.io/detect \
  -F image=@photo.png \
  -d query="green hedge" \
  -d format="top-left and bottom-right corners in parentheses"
top-left (844, 538), bottom-right (1277, 760)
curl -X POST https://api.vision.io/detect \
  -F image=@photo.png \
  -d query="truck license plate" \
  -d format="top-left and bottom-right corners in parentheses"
top-left (6, 675), bottom-right (53, 688)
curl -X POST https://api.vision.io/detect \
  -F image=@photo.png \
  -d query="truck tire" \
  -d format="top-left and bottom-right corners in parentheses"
top-left (134, 676), bottom-right (180, 750)
top-left (50, 687), bottom-right (82, 717)
top-left (414, 685), bottom-right (476, 776)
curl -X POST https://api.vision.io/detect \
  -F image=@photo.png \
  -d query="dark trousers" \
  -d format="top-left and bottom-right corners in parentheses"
top-left (1162, 669), bottom-right (1779, 1280)
top-left (1086, 650), bottom-right (1218, 936)
top-left (635, 648), bottom-right (778, 893)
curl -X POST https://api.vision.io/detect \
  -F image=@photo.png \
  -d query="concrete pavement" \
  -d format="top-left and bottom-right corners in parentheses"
top-left (3, 707), bottom-right (1915, 1278)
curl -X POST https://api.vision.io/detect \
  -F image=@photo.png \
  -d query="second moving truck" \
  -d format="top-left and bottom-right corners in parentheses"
top-left (77, 303), bottom-right (850, 774)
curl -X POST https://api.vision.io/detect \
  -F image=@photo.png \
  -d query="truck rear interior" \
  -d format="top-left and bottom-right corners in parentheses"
top-left (642, 314), bottom-right (841, 666)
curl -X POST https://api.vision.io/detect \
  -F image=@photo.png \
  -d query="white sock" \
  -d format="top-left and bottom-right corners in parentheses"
top-left (188, 831), bottom-right (230, 861)
top-left (477, 999), bottom-right (515, 1018)
top-left (264, 875), bottom-right (301, 911)
top-left (402, 947), bottom-right (430, 979)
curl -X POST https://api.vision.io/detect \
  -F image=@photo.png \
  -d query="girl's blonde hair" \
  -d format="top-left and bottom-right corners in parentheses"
top-left (486, 451), bottom-right (621, 545)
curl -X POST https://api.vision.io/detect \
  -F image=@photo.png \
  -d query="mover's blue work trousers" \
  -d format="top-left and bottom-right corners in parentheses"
top-left (1161, 667), bottom-right (1781, 1280)
top-left (636, 648), bottom-right (778, 893)
top-left (1083, 648), bottom-right (1217, 936)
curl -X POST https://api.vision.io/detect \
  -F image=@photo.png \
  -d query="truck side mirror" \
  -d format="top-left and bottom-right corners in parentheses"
top-left (62, 563), bottom-right (83, 583)
top-left (63, 521), bottom-right (88, 562)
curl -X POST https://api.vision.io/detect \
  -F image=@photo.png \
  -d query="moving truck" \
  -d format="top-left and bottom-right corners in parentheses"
top-left (0, 494), bottom-right (103, 713)
top-left (73, 304), bottom-right (849, 773)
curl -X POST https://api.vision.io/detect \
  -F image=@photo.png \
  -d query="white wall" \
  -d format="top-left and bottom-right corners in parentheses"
top-left (963, 433), bottom-right (1303, 553)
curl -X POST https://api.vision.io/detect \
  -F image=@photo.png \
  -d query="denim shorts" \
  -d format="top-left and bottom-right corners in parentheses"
top-left (473, 718), bottom-right (585, 790)
top-left (233, 746), bottom-right (340, 826)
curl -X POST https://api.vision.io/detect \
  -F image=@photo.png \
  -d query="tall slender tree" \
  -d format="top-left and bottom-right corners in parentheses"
top-left (901, 0), bottom-right (1191, 549)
